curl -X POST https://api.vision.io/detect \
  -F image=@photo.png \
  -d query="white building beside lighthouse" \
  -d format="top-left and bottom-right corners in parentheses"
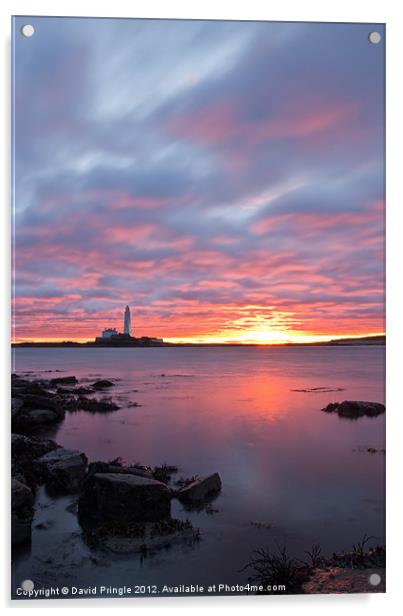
top-left (124, 305), bottom-right (131, 336)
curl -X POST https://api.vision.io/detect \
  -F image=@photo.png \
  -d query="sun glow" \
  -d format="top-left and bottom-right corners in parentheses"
top-left (163, 330), bottom-right (384, 345)
top-left (236, 330), bottom-right (328, 344)
top-left (12, 329), bottom-right (385, 346)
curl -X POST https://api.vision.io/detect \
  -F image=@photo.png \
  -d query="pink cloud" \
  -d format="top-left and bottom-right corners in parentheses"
top-left (167, 99), bottom-right (359, 150)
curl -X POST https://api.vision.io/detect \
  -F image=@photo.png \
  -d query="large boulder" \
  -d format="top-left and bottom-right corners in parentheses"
top-left (12, 478), bottom-right (34, 545)
top-left (322, 400), bottom-right (385, 419)
top-left (35, 447), bottom-right (88, 493)
top-left (78, 473), bottom-right (171, 527)
top-left (177, 473), bottom-right (222, 505)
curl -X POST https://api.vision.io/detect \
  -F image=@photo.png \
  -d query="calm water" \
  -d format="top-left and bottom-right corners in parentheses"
top-left (12, 346), bottom-right (385, 595)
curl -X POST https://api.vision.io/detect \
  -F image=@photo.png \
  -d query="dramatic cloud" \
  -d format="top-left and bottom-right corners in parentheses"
top-left (12, 17), bottom-right (385, 342)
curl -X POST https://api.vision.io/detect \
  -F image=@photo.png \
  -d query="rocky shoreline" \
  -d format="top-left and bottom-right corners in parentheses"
top-left (12, 373), bottom-right (223, 556)
top-left (12, 373), bottom-right (122, 432)
top-left (244, 541), bottom-right (386, 594)
top-left (12, 432), bottom-right (222, 552)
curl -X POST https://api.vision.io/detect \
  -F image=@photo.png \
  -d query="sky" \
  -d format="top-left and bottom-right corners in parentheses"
top-left (12, 17), bottom-right (385, 343)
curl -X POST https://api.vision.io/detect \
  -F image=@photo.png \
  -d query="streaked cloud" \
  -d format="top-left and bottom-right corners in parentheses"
top-left (13, 17), bottom-right (385, 342)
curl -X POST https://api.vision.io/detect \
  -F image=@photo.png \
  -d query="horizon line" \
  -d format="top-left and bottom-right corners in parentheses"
top-left (11, 332), bottom-right (386, 346)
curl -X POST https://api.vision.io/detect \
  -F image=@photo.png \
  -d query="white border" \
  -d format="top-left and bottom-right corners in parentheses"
top-left (1, 1), bottom-right (402, 614)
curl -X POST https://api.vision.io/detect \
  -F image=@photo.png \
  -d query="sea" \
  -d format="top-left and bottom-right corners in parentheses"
top-left (12, 345), bottom-right (386, 595)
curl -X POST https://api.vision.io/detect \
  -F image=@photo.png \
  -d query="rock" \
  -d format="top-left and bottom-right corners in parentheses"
top-left (12, 395), bottom-right (65, 431)
top-left (12, 477), bottom-right (34, 510)
top-left (78, 396), bottom-right (119, 413)
top-left (92, 379), bottom-right (115, 389)
top-left (322, 402), bottom-right (339, 413)
top-left (50, 375), bottom-right (78, 386)
top-left (99, 520), bottom-right (198, 554)
top-left (302, 566), bottom-right (385, 594)
top-left (56, 386), bottom-right (76, 395)
top-left (338, 401), bottom-right (385, 418)
top-left (87, 461), bottom-right (154, 480)
top-left (153, 464), bottom-right (179, 484)
top-left (329, 545), bottom-right (386, 569)
top-left (78, 472), bottom-right (171, 526)
top-left (322, 401), bottom-right (385, 419)
top-left (12, 433), bottom-right (59, 463)
top-left (23, 408), bottom-right (60, 426)
top-left (11, 397), bottom-right (24, 418)
top-left (74, 386), bottom-right (94, 395)
top-left (12, 379), bottom-right (50, 396)
top-left (12, 433), bottom-right (60, 489)
top-left (177, 472), bottom-right (222, 504)
top-left (56, 385), bottom-right (92, 396)
top-left (12, 513), bottom-right (33, 545)
top-left (129, 466), bottom-right (155, 479)
top-left (36, 447), bottom-right (88, 493)
top-left (19, 393), bottom-right (64, 415)
top-left (12, 478), bottom-right (34, 545)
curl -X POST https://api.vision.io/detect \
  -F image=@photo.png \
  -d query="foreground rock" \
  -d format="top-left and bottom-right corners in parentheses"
top-left (95, 519), bottom-right (199, 555)
top-left (302, 566), bottom-right (385, 594)
top-left (322, 400), bottom-right (385, 419)
top-left (244, 544), bottom-right (385, 595)
top-left (12, 433), bottom-right (59, 490)
top-left (87, 460), bottom-right (154, 480)
top-left (35, 447), bottom-right (88, 493)
top-left (12, 478), bottom-right (34, 545)
top-left (19, 408), bottom-right (62, 429)
top-left (12, 377), bottom-right (50, 396)
top-left (78, 473), bottom-right (171, 527)
top-left (177, 472), bottom-right (222, 505)
top-left (11, 379), bottom-right (67, 432)
top-left (12, 433), bottom-right (58, 463)
top-left (11, 397), bottom-right (24, 418)
top-left (20, 393), bottom-right (63, 411)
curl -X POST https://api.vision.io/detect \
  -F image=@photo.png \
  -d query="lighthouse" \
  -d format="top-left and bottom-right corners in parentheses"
top-left (124, 305), bottom-right (131, 336)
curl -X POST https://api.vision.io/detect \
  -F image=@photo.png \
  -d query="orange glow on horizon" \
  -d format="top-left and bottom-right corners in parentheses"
top-left (12, 297), bottom-right (385, 345)
top-left (163, 330), bottom-right (385, 345)
top-left (12, 330), bottom-right (385, 345)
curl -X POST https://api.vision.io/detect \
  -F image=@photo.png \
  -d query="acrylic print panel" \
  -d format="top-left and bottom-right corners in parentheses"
top-left (11, 16), bottom-right (385, 600)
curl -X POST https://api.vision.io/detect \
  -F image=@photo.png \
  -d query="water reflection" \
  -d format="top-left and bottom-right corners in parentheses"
top-left (13, 346), bottom-right (385, 591)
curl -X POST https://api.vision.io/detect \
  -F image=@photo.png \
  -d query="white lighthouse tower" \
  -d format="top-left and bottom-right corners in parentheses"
top-left (124, 305), bottom-right (131, 336)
